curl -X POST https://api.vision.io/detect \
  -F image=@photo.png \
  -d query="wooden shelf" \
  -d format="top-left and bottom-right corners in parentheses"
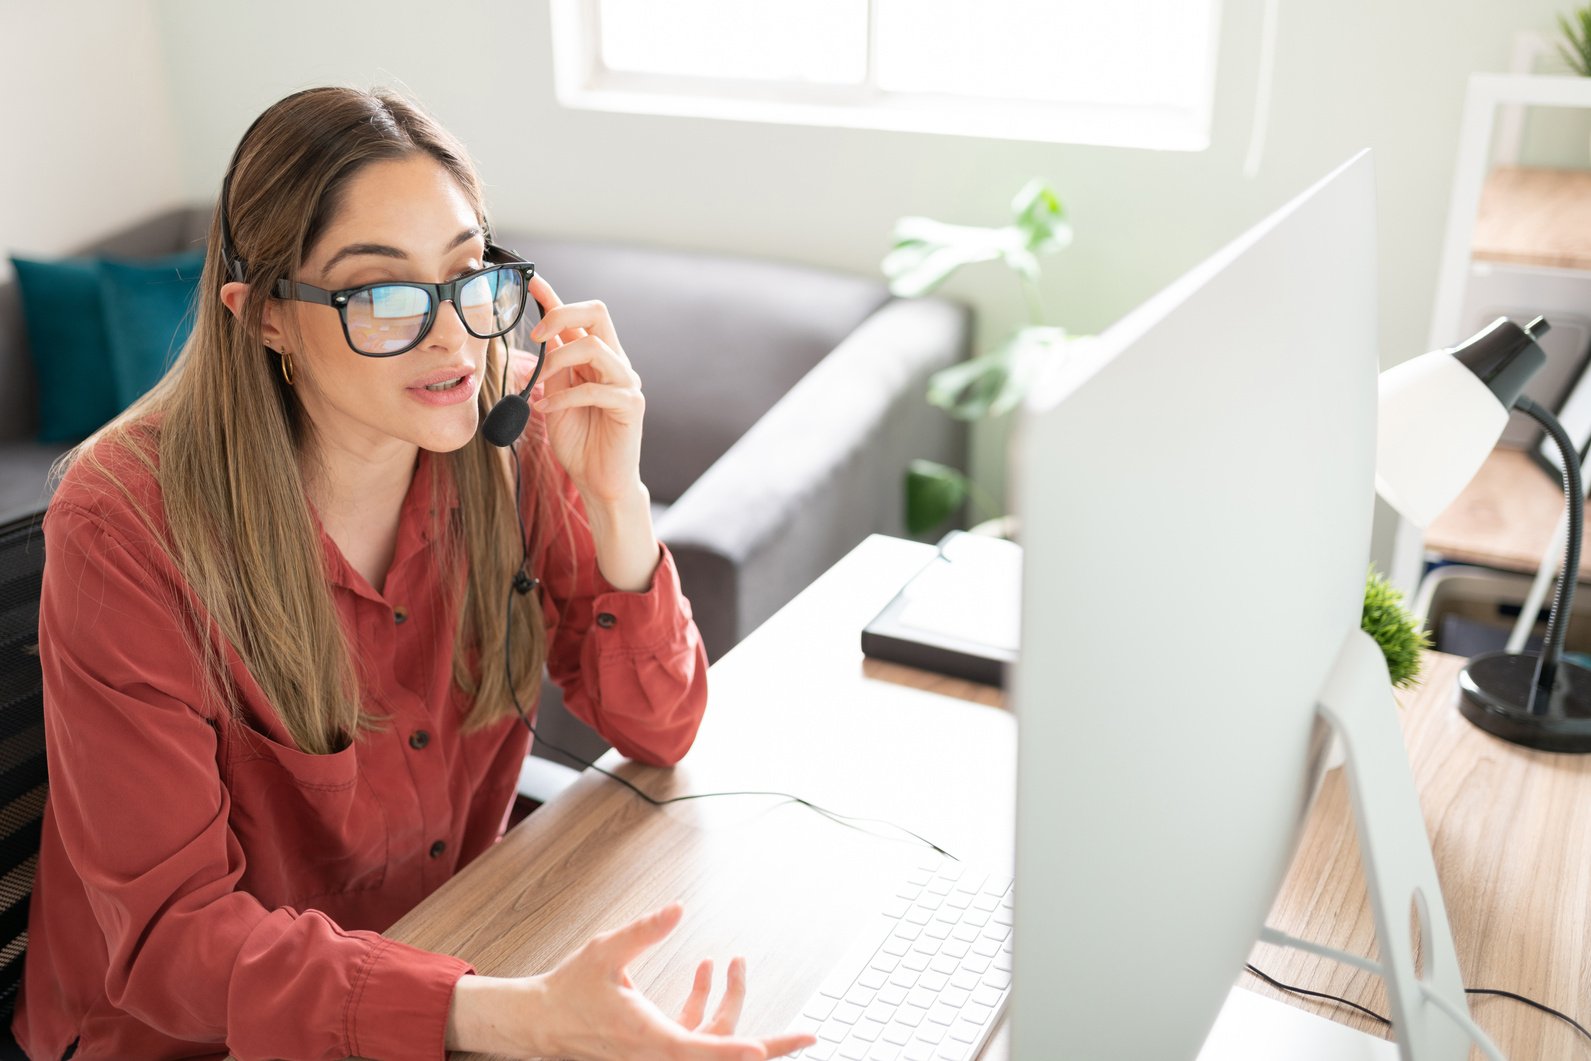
top-left (1422, 445), bottom-right (1591, 578)
top-left (1472, 165), bottom-right (1591, 272)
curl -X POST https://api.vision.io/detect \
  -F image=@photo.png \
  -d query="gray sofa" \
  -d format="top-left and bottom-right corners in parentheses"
top-left (2, 206), bottom-right (970, 768)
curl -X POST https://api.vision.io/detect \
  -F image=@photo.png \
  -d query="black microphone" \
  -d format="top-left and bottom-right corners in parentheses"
top-left (482, 387), bottom-right (533, 447)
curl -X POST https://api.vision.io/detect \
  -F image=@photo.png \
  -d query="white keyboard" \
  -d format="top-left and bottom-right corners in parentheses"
top-left (787, 856), bottom-right (1014, 1061)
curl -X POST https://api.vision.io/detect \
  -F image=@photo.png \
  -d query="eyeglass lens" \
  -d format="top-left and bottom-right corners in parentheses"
top-left (345, 267), bottom-right (526, 355)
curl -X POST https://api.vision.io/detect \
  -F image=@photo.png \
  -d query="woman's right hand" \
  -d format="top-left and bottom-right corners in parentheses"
top-left (446, 902), bottom-right (817, 1060)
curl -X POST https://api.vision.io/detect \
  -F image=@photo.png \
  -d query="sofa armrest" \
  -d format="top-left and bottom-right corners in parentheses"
top-left (655, 296), bottom-right (971, 660)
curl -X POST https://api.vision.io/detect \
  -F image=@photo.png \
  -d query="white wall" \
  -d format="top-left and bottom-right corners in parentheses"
top-left (14, 0), bottom-right (1583, 557)
top-left (0, 0), bottom-right (184, 278)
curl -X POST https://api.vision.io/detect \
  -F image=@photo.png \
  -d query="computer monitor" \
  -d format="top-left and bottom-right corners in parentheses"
top-left (1009, 152), bottom-right (1474, 1058)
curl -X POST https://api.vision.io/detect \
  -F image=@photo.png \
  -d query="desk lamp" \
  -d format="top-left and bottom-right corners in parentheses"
top-left (1377, 315), bottom-right (1591, 751)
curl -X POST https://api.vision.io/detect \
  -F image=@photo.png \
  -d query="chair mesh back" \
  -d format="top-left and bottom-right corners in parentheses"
top-left (0, 511), bottom-right (47, 1024)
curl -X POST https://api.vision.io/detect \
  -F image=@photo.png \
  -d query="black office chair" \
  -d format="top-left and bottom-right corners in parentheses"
top-left (0, 509), bottom-right (48, 1058)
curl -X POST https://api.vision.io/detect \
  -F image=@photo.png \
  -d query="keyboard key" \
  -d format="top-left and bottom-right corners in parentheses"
top-left (930, 953), bottom-right (959, 975)
top-left (959, 952), bottom-right (990, 975)
top-left (906, 985), bottom-right (939, 1009)
top-left (949, 967), bottom-right (980, 991)
top-left (869, 1042), bottom-right (900, 1061)
top-left (926, 1001), bottom-right (959, 1026)
top-left (948, 1018), bottom-right (982, 1044)
top-left (881, 936), bottom-right (912, 958)
top-left (844, 984), bottom-right (876, 1008)
top-left (951, 924), bottom-right (979, 943)
top-left (940, 986), bottom-right (970, 1009)
top-left (992, 908), bottom-right (1013, 928)
top-left (905, 905), bottom-right (935, 926)
top-left (882, 1023), bottom-right (914, 1047)
top-left (864, 1000), bottom-right (896, 1025)
top-left (818, 1020), bottom-right (850, 1043)
top-left (803, 994), bottom-right (840, 1021)
top-left (853, 1018), bottom-right (886, 1043)
top-left (891, 965), bottom-right (920, 987)
top-left (878, 983), bottom-right (908, 1007)
top-left (858, 967), bottom-right (889, 990)
top-left (942, 939), bottom-right (970, 959)
top-left (915, 1019), bottom-right (948, 1044)
top-left (836, 1038), bottom-right (869, 1060)
top-left (904, 1040), bottom-right (936, 1061)
top-left (919, 970), bottom-right (950, 992)
top-left (970, 937), bottom-right (1001, 958)
top-left (981, 922), bottom-right (1011, 942)
top-left (901, 952), bottom-right (930, 973)
top-left (803, 1041), bottom-right (837, 1061)
top-left (937, 1045), bottom-right (971, 1061)
top-left (923, 922), bottom-right (952, 940)
top-left (971, 893), bottom-right (1000, 912)
top-left (883, 898), bottom-right (911, 919)
top-left (993, 949), bottom-right (1013, 972)
top-left (965, 907), bottom-right (992, 928)
top-left (963, 1001), bottom-right (993, 1024)
top-left (926, 878), bottom-right (954, 896)
top-left (944, 891), bottom-right (972, 911)
top-left (896, 920), bottom-right (924, 941)
top-left (972, 983), bottom-right (1003, 1007)
top-left (833, 1001), bottom-right (865, 1026)
top-left (985, 875), bottom-right (1013, 895)
top-left (984, 967), bottom-right (1011, 990)
top-left (897, 1002), bottom-right (929, 1028)
top-left (912, 936), bottom-right (939, 955)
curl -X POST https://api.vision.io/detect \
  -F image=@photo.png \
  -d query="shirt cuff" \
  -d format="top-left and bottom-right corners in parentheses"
top-left (346, 937), bottom-right (475, 1061)
top-left (590, 543), bottom-right (692, 651)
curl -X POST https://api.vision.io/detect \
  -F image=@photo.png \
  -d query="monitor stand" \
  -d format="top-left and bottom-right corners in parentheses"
top-left (1224, 628), bottom-right (1484, 1060)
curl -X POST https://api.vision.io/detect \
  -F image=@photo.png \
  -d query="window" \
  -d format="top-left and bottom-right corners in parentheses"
top-left (549, 0), bottom-right (1221, 150)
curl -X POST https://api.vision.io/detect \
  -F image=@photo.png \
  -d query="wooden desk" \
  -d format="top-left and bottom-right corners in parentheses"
top-left (1249, 651), bottom-right (1591, 1058)
top-left (376, 537), bottom-right (1589, 1059)
top-left (1422, 445), bottom-right (1591, 580)
top-left (383, 535), bottom-right (1014, 1060)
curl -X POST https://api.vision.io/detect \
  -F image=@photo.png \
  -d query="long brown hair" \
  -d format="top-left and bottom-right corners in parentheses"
top-left (61, 87), bottom-right (560, 755)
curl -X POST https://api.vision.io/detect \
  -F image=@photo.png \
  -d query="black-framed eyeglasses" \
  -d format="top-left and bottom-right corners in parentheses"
top-left (273, 246), bottom-right (539, 357)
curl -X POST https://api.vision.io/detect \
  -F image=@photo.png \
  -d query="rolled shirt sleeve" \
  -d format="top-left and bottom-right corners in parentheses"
top-left (35, 500), bottom-right (472, 1061)
top-left (532, 452), bottom-right (710, 768)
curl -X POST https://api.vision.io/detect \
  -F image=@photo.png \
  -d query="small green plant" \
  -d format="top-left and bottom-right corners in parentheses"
top-left (1557, 4), bottom-right (1591, 76)
top-left (1363, 567), bottom-right (1432, 689)
top-left (882, 178), bottom-right (1074, 535)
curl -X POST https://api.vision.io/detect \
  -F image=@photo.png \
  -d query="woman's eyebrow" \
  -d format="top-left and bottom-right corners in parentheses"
top-left (322, 226), bottom-right (484, 273)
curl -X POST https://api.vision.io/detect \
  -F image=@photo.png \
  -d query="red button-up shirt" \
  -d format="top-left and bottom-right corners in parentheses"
top-left (13, 430), bottom-right (709, 1060)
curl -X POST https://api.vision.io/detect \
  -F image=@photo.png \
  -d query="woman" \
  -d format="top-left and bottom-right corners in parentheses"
top-left (13, 87), bottom-right (815, 1061)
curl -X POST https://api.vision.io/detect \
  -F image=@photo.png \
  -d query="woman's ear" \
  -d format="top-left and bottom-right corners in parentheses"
top-left (219, 281), bottom-right (289, 352)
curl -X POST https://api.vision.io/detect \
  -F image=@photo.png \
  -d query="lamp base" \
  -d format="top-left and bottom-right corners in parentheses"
top-left (1457, 651), bottom-right (1591, 752)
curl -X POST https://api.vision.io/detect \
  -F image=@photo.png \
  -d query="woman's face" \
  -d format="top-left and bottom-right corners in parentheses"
top-left (274, 154), bottom-right (491, 459)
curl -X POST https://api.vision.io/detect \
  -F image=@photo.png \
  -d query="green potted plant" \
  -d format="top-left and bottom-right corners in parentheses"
top-left (881, 178), bottom-right (1075, 536)
top-left (1363, 566), bottom-right (1431, 689)
top-left (1557, 3), bottom-right (1591, 76)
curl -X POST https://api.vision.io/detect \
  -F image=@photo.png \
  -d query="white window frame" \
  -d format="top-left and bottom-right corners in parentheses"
top-left (549, 0), bottom-right (1220, 152)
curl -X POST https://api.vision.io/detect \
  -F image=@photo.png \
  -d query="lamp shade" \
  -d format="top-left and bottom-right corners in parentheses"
top-left (1375, 348), bottom-right (1508, 527)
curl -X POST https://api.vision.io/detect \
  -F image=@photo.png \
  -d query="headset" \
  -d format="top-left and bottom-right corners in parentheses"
top-left (218, 121), bottom-right (949, 858)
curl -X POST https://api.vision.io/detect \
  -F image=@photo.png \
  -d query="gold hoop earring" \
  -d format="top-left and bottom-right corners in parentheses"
top-left (279, 351), bottom-right (295, 386)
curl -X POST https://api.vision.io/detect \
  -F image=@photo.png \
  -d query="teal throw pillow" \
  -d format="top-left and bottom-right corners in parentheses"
top-left (10, 255), bottom-right (119, 443)
top-left (97, 250), bottom-right (205, 407)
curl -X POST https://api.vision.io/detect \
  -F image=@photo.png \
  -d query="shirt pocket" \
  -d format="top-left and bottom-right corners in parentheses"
top-left (220, 722), bottom-right (390, 910)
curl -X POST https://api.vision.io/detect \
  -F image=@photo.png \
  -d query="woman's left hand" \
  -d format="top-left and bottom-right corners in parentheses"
top-left (518, 274), bottom-right (646, 506)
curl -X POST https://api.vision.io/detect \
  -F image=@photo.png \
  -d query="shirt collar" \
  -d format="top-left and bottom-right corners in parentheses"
top-left (314, 449), bottom-right (460, 600)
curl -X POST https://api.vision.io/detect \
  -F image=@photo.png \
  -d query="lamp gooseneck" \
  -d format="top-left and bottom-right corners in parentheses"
top-left (1513, 395), bottom-right (1580, 713)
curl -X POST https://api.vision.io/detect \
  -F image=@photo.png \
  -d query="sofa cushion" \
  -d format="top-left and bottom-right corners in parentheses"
top-left (98, 250), bottom-right (205, 406)
top-left (9, 256), bottom-right (120, 443)
top-left (10, 249), bottom-right (204, 443)
top-left (496, 231), bottom-right (891, 503)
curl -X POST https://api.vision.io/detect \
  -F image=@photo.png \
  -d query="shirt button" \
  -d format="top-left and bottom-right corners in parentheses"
top-left (408, 730), bottom-right (430, 750)
top-left (429, 839), bottom-right (447, 859)
top-left (595, 612), bottom-right (617, 629)
top-left (393, 605), bottom-right (409, 624)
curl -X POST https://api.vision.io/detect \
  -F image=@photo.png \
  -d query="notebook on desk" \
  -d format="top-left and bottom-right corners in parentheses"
top-left (861, 531), bottom-right (1020, 687)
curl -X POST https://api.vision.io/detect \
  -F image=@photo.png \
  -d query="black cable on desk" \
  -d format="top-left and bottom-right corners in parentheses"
top-left (1243, 962), bottom-right (1591, 1047)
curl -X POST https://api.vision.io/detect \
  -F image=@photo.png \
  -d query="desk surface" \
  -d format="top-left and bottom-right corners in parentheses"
top-left (1422, 445), bottom-right (1591, 579)
top-left (381, 536), bottom-right (1590, 1060)
top-left (383, 535), bottom-right (1013, 1061)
